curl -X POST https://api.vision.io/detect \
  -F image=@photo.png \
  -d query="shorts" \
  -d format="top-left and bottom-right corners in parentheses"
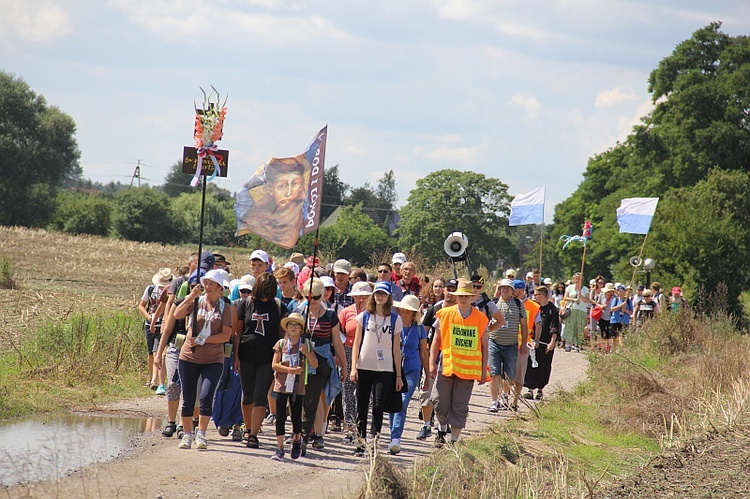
top-left (418, 372), bottom-right (433, 407)
top-left (489, 340), bottom-right (518, 381)
top-left (144, 324), bottom-right (161, 354)
top-left (432, 371), bottom-right (475, 428)
top-left (609, 322), bottom-right (623, 338)
top-left (239, 360), bottom-right (274, 406)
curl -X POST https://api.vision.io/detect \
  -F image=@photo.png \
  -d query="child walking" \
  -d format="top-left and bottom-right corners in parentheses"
top-left (271, 313), bottom-right (318, 461)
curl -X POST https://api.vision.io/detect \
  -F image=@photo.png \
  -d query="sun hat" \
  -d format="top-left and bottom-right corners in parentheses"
top-left (451, 279), bottom-right (475, 296)
top-left (505, 269), bottom-right (516, 278)
top-left (200, 268), bottom-right (231, 289)
top-left (394, 294), bottom-right (421, 312)
top-left (513, 279), bottom-right (526, 290)
top-left (603, 283), bottom-right (616, 293)
top-left (544, 278), bottom-right (553, 285)
top-left (213, 253), bottom-right (231, 267)
top-left (392, 252), bottom-right (407, 265)
top-left (281, 313), bottom-right (305, 330)
top-left (237, 274), bottom-right (255, 291)
top-left (249, 249), bottom-right (269, 264)
top-left (333, 259), bottom-right (352, 274)
top-left (373, 281), bottom-right (392, 295)
top-left (348, 281), bottom-right (373, 296)
top-left (499, 278), bottom-right (514, 289)
top-left (305, 256), bottom-right (320, 267)
top-left (289, 252), bottom-right (305, 265)
top-left (320, 275), bottom-right (336, 289)
top-left (152, 267), bottom-right (173, 287)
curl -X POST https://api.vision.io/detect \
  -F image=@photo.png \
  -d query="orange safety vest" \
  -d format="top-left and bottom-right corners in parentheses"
top-left (437, 305), bottom-right (488, 381)
top-left (518, 298), bottom-right (540, 345)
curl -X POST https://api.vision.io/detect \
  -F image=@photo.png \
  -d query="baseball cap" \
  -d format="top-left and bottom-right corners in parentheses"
top-left (526, 272), bottom-right (534, 278)
top-left (543, 278), bottom-right (552, 285)
top-left (470, 274), bottom-right (484, 284)
top-left (505, 269), bottom-right (516, 278)
top-left (348, 281), bottom-right (373, 296)
top-left (283, 261), bottom-right (300, 275)
top-left (249, 249), bottom-right (269, 264)
top-left (200, 251), bottom-right (215, 270)
top-left (237, 274), bottom-right (255, 291)
top-left (513, 279), bottom-right (526, 290)
top-left (672, 286), bottom-right (682, 295)
top-left (320, 275), bottom-right (336, 289)
top-left (392, 252), bottom-right (407, 265)
top-left (373, 281), bottom-right (392, 295)
top-left (445, 278), bottom-right (459, 290)
top-left (333, 259), bottom-right (352, 274)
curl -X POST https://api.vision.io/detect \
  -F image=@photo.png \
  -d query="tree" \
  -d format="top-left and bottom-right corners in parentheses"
top-left (321, 164), bottom-right (349, 220)
top-left (0, 72), bottom-right (81, 227)
top-left (112, 187), bottom-right (182, 243)
top-left (170, 191), bottom-right (235, 246)
top-left (162, 161), bottom-right (193, 197)
top-left (50, 191), bottom-right (111, 236)
top-left (398, 169), bottom-right (513, 271)
top-left (317, 204), bottom-right (390, 266)
top-left (550, 23), bottom-right (750, 316)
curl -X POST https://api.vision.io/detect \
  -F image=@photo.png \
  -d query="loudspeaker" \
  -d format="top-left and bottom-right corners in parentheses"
top-left (444, 232), bottom-right (469, 258)
top-left (629, 256), bottom-right (642, 267)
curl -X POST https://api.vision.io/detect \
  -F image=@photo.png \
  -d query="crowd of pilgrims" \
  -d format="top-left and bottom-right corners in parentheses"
top-left (138, 249), bottom-right (687, 461)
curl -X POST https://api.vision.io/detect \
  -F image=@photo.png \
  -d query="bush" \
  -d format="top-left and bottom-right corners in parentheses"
top-left (50, 190), bottom-right (111, 236)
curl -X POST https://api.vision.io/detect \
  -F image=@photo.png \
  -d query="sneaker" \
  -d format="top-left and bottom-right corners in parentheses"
top-left (434, 431), bottom-right (446, 449)
top-left (343, 433), bottom-right (355, 444)
top-left (162, 422), bottom-right (177, 437)
top-left (353, 446), bottom-right (365, 457)
top-left (291, 439), bottom-right (302, 460)
top-left (565, 345), bottom-right (572, 352)
top-left (535, 390), bottom-right (543, 400)
top-left (487, 401), bottom-right (499, 413)
top-left (389, 439), bottom-right (401, 455)
top-left (217, 426), bottom-right (230, 437)
top-left (263, 413), bottom-right (276, 426)
top-left (523, 390), bottom-right (534, 400)
top-left (416, 425), bottom-right (431, 440)
top-left (231, 426), bottom-right (243, 441)
top-left (312, 434), bottom-right (325, 450)
top-left (155, 384), bottom-right (166, 395)
top-left (271, 448), bottom-right (284, 461)
top-left (178, 433), bottom-right (193, 449)
top-left (195, 432), bottom-right (207, 450)
top-left (498, 395), bottom-right (509, 411)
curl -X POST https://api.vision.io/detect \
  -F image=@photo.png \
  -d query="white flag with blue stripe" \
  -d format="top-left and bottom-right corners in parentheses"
top-left (509, 186), bottom-right (545, 226)
top-left (616, 197), bottom-right (659, 234)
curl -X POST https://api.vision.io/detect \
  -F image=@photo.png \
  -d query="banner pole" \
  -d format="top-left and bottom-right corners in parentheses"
top-left (628, 233), bottom-right (649, 290)
top-left (302, 228), bottom-right (320, 339)
top-left (539, 223), bottom-right (544, 276)
top-left (191, 174), bottom-right (208, 341)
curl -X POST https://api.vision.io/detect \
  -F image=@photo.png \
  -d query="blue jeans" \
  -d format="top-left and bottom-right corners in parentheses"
top-left (388, 369), bottom-right (421, 440)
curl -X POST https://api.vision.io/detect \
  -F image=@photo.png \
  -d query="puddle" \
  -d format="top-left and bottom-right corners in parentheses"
top-left (0, 413), bottom-right (162, 486)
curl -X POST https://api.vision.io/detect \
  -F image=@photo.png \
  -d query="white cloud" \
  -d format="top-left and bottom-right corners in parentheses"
top-left (595, 86), bottom-right (639, 107)
top-left (111, 0), bottom-right (351, 43)
top-left (0, 1), bottom-right (71, 44)
top-left (418, 145), bottom-right (479, 164)
top-left (430, 0), bottom-right (483, 20)
top-left (510, 94), bottom-right (542, 122)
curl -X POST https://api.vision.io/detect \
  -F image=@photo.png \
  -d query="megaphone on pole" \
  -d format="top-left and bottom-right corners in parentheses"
top-left (444, 232), bottom-right (468, 259)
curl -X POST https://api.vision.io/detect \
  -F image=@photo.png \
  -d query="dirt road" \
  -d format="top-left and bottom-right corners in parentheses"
top-left (5, 351), bottom-right (589, 498)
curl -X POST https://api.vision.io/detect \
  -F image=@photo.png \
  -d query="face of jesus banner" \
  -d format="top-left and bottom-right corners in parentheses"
top-left (234, 126), bottom-right (326, 248)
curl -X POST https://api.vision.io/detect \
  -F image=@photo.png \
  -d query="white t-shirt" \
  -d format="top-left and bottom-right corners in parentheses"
top-left (565, 285), bottom-right (590, 312)
top-left (356, 311), bottom-right (403, 372)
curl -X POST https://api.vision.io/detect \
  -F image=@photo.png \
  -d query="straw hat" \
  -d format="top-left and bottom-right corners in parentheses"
top-left (603, 283), bottom-right (616, 293)
top-left (451, 279), bottom-right (475, 296)
top-left (281, 313), bottom-right (305, 330)
top-left (152, 267), bottom-right (173, 287)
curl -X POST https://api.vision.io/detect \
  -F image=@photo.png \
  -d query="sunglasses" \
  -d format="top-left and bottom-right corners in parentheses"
top-left (310, 295), bottom-right (322, 301)
top-left (472, 284), bottom-right (483, 289)
top-left (377, 269), bottom-right (389, 274)
top-left (239, 289), bottom-right (251, 294)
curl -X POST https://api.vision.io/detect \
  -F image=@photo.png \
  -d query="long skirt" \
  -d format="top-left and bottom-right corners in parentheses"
top-left (564, 309), bottom-right (586, 346)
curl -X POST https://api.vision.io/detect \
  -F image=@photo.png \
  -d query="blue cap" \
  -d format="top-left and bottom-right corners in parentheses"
top-left (373, 281), bottom-right (392, 295)
top-left (188, 269), bottom-right (206, 284)
top-left (200, 251), bottom-right (215, 270)
top-left (513, 279), bottom-right (526, 290)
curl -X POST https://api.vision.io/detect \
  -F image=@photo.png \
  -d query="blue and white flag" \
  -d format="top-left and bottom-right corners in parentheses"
top-left (509, 186), bottom-right (545, 226)
top-left (616, 197), bottom-right (659, 234)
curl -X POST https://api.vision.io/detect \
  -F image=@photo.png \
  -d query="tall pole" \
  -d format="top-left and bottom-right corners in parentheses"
top-left (192, 174), bottom-right (208, 336)
top-left (539, 223), bottom-right (544, 276)
top-left (628, 234), bottom-right (649, 290)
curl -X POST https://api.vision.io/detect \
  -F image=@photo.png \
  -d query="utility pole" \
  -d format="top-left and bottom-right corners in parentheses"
top-left (130, 160), bottom-right (142, 187)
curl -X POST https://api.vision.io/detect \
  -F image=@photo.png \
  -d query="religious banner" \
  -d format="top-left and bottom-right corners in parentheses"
top-left (234, 126), bottom-right (327, 248)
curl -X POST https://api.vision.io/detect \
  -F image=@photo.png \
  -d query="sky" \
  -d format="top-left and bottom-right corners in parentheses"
top-left (2, 0), bottom-right (749, 220)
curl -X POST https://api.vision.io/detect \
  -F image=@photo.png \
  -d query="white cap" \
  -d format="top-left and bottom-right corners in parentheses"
top-left (249, 249), bottom-right (269, 264)
top-left (283, 262), bottom-right (300, 275)
top-left (237, 274), bottom-right (255, 291)
top-left (392, 252), bottom-right (406, 264)
top-left (544, 278), bottom-right (552, 285)
top-left (348, 281), bottom-right (373, 296)
top-left (526, 271), bottom-right (534, 278)
top-left (320, 275), bottom-right (336, 289)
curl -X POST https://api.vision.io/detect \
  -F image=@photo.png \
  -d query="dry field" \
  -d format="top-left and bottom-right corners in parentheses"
top-left (0, 226), bottom-right (249, 348)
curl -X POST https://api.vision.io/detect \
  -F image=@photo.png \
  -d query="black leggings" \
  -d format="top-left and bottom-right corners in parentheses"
top-left (356, 369), bottom-right (395, 439)
top-left (178, 359), bottom-right (223, 417)
top-left (239, 360), bottom-right (274, 406)
top-left (275, 392), bottom-right (304, 436)
top-left (302, 353), bottom-right (331, 435)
